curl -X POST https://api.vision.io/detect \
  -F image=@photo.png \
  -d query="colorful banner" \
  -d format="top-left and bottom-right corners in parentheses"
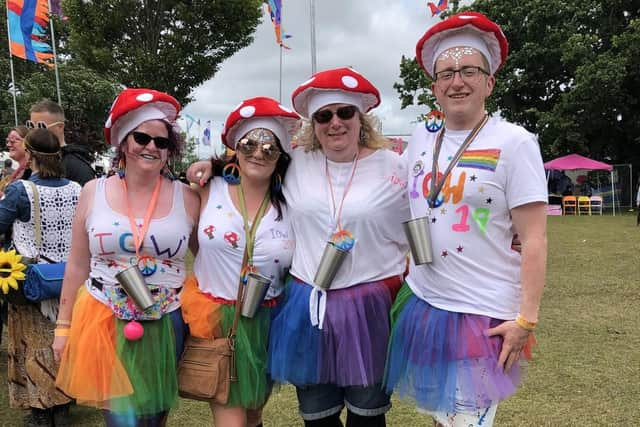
top-left (7, 0), bottom-right (54, 66)
top-left (202, 120), bottom-right (211, 146)
top-left (264, 0), bottom-right (291, 49)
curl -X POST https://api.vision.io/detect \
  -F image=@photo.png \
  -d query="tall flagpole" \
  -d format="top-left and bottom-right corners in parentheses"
top-left (5, 6), bottom-right (19, 126)
top-left (278, 45), bottom-right (283, 102)
top-left (309, 0), bottom-right (317, 73)
top-left (47, 0), bottom-right (62, 105)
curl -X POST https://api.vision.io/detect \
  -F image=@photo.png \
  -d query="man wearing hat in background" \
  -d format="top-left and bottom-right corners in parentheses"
top-left (29, 100), bottom-right (96, 186)
top-left (385, 12), bottom-right (548, 426)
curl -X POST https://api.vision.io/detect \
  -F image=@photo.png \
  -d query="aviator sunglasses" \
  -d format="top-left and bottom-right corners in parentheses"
top-left (237, 138), bottom-right (281, 162)
top-left (312, 105), bottom-right (358, 124)
top-left (131, 131), bottom-right (172, 149)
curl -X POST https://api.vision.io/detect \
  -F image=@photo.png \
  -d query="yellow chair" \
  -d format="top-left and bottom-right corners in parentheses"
top-left (577, 196), bottom-right (591, 215)
top-left (589, 196), bottom-right (603, 215)
top-left (562, 196), bottom-right (577, 215)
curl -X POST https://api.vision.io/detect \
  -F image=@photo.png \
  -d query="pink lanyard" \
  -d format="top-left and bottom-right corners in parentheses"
top-left (325, 153), bottom-right (359, 232)
top-left (119, 176), bottom-right (163, 257)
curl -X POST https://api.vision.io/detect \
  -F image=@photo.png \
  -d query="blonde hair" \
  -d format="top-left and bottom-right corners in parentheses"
top-left (296, 112), bottom-right (390, 152)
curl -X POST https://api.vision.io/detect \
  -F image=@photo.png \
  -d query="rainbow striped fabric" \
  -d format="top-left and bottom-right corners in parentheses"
top-left (458, 149), bottom-right (501, 171)
top-left (7, 0), bottom-right (54, 66)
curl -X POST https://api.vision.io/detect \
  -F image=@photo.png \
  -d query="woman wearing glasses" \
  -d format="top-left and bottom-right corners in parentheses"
top-left (180, 97), bottom-right (299, 427)
top-left (53, 88), bottom-right (199, 426)
top-left (0, 126), bottom-right (31, 196)
top-left (188, 68), bottom-right (410, 427)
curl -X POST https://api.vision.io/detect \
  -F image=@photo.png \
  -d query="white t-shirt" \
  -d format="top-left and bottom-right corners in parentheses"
top-left (405, 116), bottom-right (547, 319)
top-left (285, 148), bottom-right (410, 289)
top-left (193, 177), bottom-right (294, 300)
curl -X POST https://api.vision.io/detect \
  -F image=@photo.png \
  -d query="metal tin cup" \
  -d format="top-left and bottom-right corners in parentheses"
top-left (403, 216), bottom-right (434, 265)
top-left (313, 242), bottom-right (348, 289)
top-left (115, 265), bottom-right (155, 311)
top-left (240, 272), bottom-right (272, 318)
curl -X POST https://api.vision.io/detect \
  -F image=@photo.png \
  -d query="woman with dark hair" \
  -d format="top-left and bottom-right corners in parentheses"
top-left (53, 88), bottom-right (199, 426)
top-left (0, 128), bottom-right (80, 426)
top-left (180, 97), bottom-right (299, 427)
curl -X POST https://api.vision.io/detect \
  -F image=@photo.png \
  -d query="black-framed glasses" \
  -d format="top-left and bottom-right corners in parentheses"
top-left (131, 131), bottom-right (172, 149)
top-left (312, 105), bottom-right (358, 124)
top-left (434, 66), bottom-right (489, 82)
top-left (237, 138), bottom-right (281, 162)
top-left (25, 120), bottom-right (64, 129)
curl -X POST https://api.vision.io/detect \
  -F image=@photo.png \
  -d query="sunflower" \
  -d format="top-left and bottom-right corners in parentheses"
top-left (0, 250), bottom-right (27, 294)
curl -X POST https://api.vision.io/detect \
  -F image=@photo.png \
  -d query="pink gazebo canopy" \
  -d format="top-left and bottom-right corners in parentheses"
top-left (544, 154), bottom-right (612, 171)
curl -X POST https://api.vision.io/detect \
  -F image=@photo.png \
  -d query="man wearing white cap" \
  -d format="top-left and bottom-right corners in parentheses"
top-left (385, 12), bottom-right (548, 426)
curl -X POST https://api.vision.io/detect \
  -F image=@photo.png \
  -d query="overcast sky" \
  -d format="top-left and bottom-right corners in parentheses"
top-left (181, 0), bottom-right (466, 157)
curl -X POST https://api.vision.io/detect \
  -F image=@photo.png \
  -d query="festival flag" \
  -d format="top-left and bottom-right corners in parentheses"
top-left (6, 0), bottom-right (55, 66)
top-left (264, 0), bottom-right (291, 49)
top-left (427, 0), bottom-right (448, 17)
top-left (202, 120), bottom-right (211, 146)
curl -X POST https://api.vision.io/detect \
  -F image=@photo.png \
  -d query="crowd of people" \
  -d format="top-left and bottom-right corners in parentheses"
top-left (0, 11), bottom-right (549, 427)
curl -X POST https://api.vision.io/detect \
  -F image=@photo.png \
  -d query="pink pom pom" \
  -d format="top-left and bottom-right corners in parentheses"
top-left (123, 320), bottom-right (144, 341)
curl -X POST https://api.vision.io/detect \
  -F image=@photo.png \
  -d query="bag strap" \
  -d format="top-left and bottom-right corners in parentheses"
top-left (26, 181), bottom-right (42, 257)
top-left (24, 181), bottom-right (56, 264)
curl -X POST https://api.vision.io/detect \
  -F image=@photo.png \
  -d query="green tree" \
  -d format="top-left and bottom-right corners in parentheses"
top-left (394, 0), bottom-right (640, 168)
top-left (62, 0), bottom-right (264, 105)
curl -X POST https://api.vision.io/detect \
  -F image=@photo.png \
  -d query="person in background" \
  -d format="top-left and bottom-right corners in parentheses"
top-left (635, 180), bottom-right (639, 225)
top-left (29, 99), bottom-right (96, 186)
top-left (53, 88), bottom-right (199, 426)
top-left (384, 12), bottom-right (548, 427)
top-left (1, 126), bottom-right (31, 196)
top-left (181, 97), bottom-right (298, 427)
top-left (0, 128), bottom-right (80, 427)
top-left (2, 158), bottom-right (15, 180)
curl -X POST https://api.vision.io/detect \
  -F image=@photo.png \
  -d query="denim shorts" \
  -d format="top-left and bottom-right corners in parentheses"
top-left (295, 383), bottom-right (391, 420)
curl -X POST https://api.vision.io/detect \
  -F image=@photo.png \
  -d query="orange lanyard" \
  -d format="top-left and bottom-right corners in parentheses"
top-left (119, 176), bottom-right (163, 257)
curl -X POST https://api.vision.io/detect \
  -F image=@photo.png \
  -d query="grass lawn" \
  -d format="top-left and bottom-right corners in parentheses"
top-left (0, 214), bottom-right (638, 426)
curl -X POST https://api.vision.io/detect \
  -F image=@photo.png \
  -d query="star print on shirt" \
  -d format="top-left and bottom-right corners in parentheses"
top-left (421, 151), bottom-right (427, 156)
top-left (447, 155), bottom-right (453, 161)
top-left (456, 245), bottom-right (464, 253)
top-left (441, 250), bottom-right (449, 258)
top-left (470, 175), bottom-right (477, 182)
top-left (216, 205), bottom-right (223, 209)
top-left (431, 217), bottom-right (437, 224)
top-left (485, 197), bottom-right (493, 204)
top-left (440, 207), bottom-right (447, 215)
top-left (113, 221), bottom-right (119, 226)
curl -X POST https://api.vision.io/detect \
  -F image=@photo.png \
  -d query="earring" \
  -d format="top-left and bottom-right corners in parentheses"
top-left (272, 174), bottom-right (282, 193)
top-left (359, 128), bottom-right (367, 145)
top-left (117, 158), bottom-right (126, 178)
top-left (222, 162), bottom-right (241, 185)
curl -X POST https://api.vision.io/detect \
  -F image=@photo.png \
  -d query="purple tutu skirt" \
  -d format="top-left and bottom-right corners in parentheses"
top-left (384, 284), bottom-right (534, 413)
top-left (268, 275), bottom-right (401, 387)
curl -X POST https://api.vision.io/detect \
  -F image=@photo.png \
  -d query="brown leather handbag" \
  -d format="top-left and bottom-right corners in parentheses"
top-left (177, 252), bottom-right (247, 403)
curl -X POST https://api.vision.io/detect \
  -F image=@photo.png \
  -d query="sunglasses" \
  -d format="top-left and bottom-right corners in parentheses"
top-left (237, 138), bottom-right (281, 162)
top-left (25, 120), bottom-right (64, 129)
top-left (312, 105), bottom-right (358, 124)
top-left (131, 131), bottom-right (172, 150)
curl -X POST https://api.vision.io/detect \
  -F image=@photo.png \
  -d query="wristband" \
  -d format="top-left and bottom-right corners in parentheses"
top-left (56, 319), bottom-right (71, 326)
top-left (54, 327), bottom-right (70, 337)
top-left (515, 314), bottom-right (537, 331)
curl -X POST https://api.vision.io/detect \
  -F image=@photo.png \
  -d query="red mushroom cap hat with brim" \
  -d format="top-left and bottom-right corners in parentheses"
top-left (222, 97), bottom-right (300, 153)
top-left (416, 11), bottom-right (508, 78)
top-left (291, 67), bottom-right (381, 118)
top-left (104, 88), bottom-right (181, 147)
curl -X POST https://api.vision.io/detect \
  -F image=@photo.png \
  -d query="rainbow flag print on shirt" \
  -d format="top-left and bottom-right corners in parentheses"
top-left (458, 149), bottom-right (501, 172)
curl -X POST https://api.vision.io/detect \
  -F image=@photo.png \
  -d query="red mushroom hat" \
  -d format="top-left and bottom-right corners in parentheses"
top-left (416, 11), bottom-right (508, 78)
top-left (291, 67), bottom-right (381, 118)
top-left (104, 88), bottom-right (180, 146)
top-left (222, 97), bottom-right (300, 153)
